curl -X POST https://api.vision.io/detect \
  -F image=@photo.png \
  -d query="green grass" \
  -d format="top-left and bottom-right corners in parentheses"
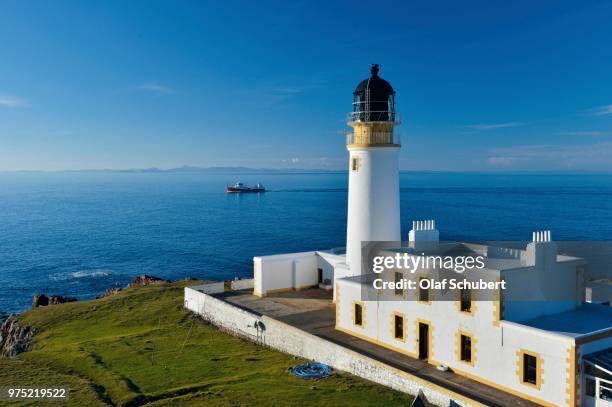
top-left (1, 281), bottom-right (413, 406)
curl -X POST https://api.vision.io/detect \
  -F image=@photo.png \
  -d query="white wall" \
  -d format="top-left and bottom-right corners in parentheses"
top-left (502, 259), bottom-right (584, 322)
top-left (346, 146), bottom-right (401, 276)
top-left (253, 251), bottom-right (318, 296)
top-left (335, 276), bottom-right (581, 407)
top-left (231, 278), bottom-right (254, 291)
top-left (499, 322), bottom-right (574, 406)
top-left (188, 282), bottom-right (225, 294)
top-left (336, 279), bottom-right (381, 341)
top-left (316, 251), bottom-right (345, 284)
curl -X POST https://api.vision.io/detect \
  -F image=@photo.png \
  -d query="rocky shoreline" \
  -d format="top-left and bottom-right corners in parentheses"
top-left (0, 274), bottom-right (172, 358)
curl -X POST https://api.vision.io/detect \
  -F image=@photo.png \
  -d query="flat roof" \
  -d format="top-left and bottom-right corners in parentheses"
top-left (518, 304), bottom-right (612, 338)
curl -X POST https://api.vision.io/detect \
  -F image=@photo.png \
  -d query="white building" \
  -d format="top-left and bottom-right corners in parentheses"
top-left (253, 65), bottom-right (612, 407)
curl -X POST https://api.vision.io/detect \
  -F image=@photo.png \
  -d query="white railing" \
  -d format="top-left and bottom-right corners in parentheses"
top-left (346, 132), bottom-right (401, 146)
top-left (347, 111), bottom-right (401, 124)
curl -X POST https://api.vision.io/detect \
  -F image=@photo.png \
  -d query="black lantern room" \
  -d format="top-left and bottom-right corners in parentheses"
top-left (352, 64), bottom-right (396, 122)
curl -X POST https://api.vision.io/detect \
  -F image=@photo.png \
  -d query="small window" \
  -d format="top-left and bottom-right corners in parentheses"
top-left (351, 157), bottom-right (360, 171)
top-left (418, 278), bottom-right (430, 302)
top-left (394, 272), bottom-right (403, 296)
top-left (523, 353), bottom-right (537, 385)
top-left (393, 314), bottom-right (404, 340)
top-left (460, 288), bottom-right (472, 312)
top-left (317, 268), bottom-right (323, 284)
top-left (354, 303), bottom-right (363, 326)
top-left (460, 334), bottom-right (472, 363)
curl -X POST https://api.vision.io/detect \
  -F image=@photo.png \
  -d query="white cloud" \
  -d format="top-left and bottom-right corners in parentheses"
top-left (130, 82), bottom-right (174, 95)
top-left (466, 122), bottom-right (524, 131)
top-left (291, 157), bottom-right (300, 164)
top-left (587, 105), bottom-right (612, 116)
top-left (0, 95), bottom-right (29, 108)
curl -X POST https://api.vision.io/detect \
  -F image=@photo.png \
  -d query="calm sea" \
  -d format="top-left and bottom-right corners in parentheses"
top-left (1, 171), bottom-right (612, 314)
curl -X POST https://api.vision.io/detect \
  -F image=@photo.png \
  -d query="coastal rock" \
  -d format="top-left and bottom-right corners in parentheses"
top-left (129, 275), bottom-right (169, 287)
top-left (92, 275), bottom-right (171, 300)
top-left (32, 294), bottom-right (78, 308)
top-left (0, 317), bottom-right (35, 357)
top-left (96, 287), bottom-right (123, 299)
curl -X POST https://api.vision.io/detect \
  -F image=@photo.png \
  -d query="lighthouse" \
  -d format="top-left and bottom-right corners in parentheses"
top-left (345, 64), bottom-right (401, 276)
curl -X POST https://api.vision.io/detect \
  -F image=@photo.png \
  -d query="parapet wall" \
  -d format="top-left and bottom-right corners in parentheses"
top-left (253, 251), bottom-right (318, 296)
top-left (184, 285), bottom-right (483, 407)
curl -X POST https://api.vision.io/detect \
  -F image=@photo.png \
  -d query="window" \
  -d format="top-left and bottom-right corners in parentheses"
top-left (393, 314), bottom-right (404, 340)
top-left (351, 157), bottom-right (360, 171)
top-left (354, 302), bottom-right (363, 326)
top-left (460, 334), bottom-right (472, 363)
top-left (418, 278), bottom-right (430, 302)
top-left (317, 268), bottom-right (323, 284)
top-left (460, 288), bottom-right (472, 312)
top-left (394, 272), bottom-right (403, 296)
top-left (518, 350), bottom-right (541, 389)
top-left (523, 353), bottom-right (538, 385)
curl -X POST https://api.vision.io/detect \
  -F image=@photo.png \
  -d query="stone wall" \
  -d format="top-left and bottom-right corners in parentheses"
top-left (184, 286), bottom-right (482, 407)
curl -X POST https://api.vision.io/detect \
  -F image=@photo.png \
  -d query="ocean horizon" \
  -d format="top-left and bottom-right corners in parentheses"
top-left (2, 170), bottom-right (612, 314)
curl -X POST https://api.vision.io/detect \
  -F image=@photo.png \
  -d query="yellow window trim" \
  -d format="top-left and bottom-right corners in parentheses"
top-left (455, 288), bottom-right (477, 316)
top-left (517, 349), bottom-right (544, 390)
top-left (391, 311), bottom-right (406, 343)
top-left (350, 156), bottom-right (361, 172)
top-left (352, 300), bottom-right (365, 328)
top-left (455, 330), bottom-right (477, 367)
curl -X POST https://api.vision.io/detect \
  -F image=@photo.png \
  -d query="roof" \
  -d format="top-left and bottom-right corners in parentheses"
top-left (354, 66), bottom-right (394, 95)
top-left (518, 304), bottom-right (612, 338)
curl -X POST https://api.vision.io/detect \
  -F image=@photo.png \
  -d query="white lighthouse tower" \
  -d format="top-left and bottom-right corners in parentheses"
top-left (345, 64), bottom-right (401, 276)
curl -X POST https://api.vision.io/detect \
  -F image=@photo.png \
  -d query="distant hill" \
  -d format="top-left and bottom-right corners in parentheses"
top-left (115, 166), bottom-right (342, 173)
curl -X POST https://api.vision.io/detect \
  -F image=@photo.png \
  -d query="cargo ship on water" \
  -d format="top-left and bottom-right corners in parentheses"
top-left (226, 182), bottom-right (265, 193)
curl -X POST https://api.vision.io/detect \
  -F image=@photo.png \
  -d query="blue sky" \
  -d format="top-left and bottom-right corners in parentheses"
top-left (1, 0), bottom-right (612, 171)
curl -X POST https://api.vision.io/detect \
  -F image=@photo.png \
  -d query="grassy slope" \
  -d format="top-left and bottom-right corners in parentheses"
top-left (0, 282), bottom-right (413, 406)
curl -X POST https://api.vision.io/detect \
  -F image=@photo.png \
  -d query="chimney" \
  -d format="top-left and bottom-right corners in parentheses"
top-left (408, 219), bottom-right (439, 250)
top-left (524, 229), bottom-right (557, 268)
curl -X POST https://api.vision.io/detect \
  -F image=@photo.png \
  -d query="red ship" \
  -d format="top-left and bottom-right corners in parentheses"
top-left (226, 182), bottom-right (266, 193)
